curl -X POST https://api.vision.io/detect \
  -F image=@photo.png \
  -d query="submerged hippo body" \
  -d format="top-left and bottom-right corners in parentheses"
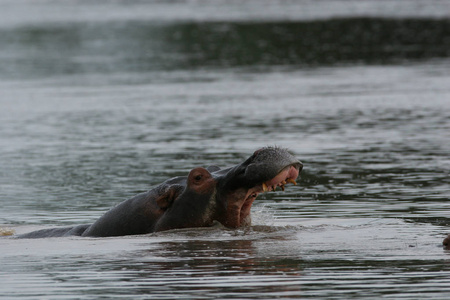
top-left (18, 147), bottom-right (302, 238)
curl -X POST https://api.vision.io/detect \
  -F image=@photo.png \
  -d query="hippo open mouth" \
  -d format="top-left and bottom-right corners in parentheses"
top-left (237, 165), bottom-right (301, 227)
top-left (217, 147), bottom-right (303, 228)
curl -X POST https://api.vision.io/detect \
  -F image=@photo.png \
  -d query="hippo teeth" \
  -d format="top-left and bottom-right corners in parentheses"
top-left (286, 178), bottom-right (297, 185)
top-left (262, 177), bottom-right (297, 192)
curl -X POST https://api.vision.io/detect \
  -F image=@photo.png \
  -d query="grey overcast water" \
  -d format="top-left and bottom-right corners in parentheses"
top-left (1, 0), bottom-right (450, 299)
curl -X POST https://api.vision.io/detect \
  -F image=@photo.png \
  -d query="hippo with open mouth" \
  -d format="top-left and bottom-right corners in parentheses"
top-left (18, 147), bottom-right (302, 238)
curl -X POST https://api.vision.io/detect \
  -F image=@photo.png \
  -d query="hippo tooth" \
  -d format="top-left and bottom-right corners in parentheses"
top-left (286, 178), bottom-right (297, 185)
top-left (280, 184), bottom-right (285, 191)
top-left (262, 183), bottom-right (268, 192)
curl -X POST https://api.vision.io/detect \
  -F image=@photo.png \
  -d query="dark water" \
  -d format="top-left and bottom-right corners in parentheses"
top-left (1, 0), bottom-right (450, 299)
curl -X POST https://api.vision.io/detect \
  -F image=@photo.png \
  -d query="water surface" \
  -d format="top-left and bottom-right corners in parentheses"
top-left (1, 1), bottom-right (450, 299)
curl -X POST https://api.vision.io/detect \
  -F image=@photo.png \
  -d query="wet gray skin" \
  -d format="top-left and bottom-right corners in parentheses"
top-left (18, 147), bottom-right (302, 238)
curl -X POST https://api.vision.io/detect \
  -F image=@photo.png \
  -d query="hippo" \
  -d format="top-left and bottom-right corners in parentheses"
top-left (444, 234), bottom-right (450, 249)
top-left (18, 147), bottom-right (302, 238)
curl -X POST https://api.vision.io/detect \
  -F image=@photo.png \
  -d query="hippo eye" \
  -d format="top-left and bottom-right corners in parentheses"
top-left (194, 175), bottom-right (203, 181)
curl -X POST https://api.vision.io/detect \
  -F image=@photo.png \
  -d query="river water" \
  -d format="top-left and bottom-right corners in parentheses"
top-left (1, 0), bottom-right (450, 299)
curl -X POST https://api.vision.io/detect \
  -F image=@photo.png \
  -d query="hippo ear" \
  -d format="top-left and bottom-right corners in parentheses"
top-left (156, 186), bottom-right (182, 210)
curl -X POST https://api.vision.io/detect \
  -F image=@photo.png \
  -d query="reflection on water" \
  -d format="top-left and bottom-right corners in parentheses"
top-left (1, 0), bottom-right (450, 299)
top-left (2, 222), bottom-right (449, 299)
top-left (165, 18), bottom-right (450, 67)
top-left (1, 18), bottom-right (450, 79)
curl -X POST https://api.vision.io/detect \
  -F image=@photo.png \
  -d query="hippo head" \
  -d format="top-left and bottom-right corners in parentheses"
top-left (154, 147), bottom-right (302, 231)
